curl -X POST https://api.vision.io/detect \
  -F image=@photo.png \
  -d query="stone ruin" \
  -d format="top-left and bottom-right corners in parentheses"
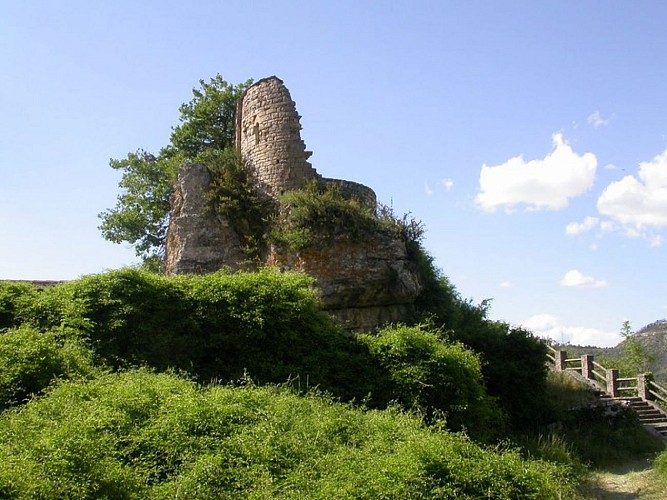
top-left (165, 76), bottom-right (422, 331)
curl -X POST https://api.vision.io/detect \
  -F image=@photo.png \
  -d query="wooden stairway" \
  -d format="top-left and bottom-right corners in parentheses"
top-left (600, 395), bottom-right (667, 439)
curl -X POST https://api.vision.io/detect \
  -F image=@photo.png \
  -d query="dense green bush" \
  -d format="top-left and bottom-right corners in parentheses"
top-left (2, 269), bottom-right (511, 441)
top-left (16, 269), bottom-right (391, 407)
top-left (413, 272), bottom-right (551, 430)
top-left (358, 325), bottom-right (505, 440)
top-left (0, 281), bottom-right (37, 330)
top-left (0, 326), bottom-right (99, 409)
top-left (22, 269), bottom-right (365, 392)
top-left (0, 369), bottom-right (579, 499)
top-left (7, 268), bottom-right (552, 440)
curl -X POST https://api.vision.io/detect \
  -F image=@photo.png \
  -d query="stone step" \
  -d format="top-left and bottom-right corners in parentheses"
top-left (639, 417), bottom-right (667, 424)
top-left (636, 410), bottom-right (664, 418)
top-left (638, 417), bottom-right (667, 424)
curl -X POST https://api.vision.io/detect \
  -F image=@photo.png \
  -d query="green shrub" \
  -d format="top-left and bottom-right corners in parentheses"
top-left (25, 269), bottom-right (191, 364)
top-left (12, 269), bottom-right (548, 441)
top-left (0, 369), bottom-right (579, 499)
top-left (0, 281), bottom-right (37, 330)
top-left (19, 268), bottom-right (382, 403)
top-left (269, 180), bottom-right (386, 250)
top-left (358, 325), bottom-right (505, 440)
top-left (203, 148), bottom-right (275, 261)
top-left (414, 273), bottom-right (551, 430)
top-left (0, 326), bottom-right (99, 409)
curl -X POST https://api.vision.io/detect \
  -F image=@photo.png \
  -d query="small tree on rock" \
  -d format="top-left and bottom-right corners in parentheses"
top-left (99, 75), bottom-right (252, 268)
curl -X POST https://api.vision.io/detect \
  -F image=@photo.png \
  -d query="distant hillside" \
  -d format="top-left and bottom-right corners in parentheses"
top-left (631, 319), bottom-right (667, 381)
top-left (560, 319), bottom-right (667, 382)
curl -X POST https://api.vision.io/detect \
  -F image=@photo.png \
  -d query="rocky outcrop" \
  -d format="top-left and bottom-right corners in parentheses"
top-left (165, 77), bottom-right (423, 331)
top-left (266, 232), bottom-right (421, 331)
top-left (165, 164), bottom-right (247, 275)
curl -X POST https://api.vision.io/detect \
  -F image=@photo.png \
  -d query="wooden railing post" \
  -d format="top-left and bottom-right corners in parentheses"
top-left (554, 350), bottom-right (566, 372)
top-left (607, 369), bottom-right (619, 397)
top-left (638, 373), bottom-right (653, 400)
top-left (581, 354), bottom-right (594, 380)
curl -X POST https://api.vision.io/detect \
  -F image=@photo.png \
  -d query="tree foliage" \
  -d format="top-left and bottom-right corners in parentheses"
top-left (98, 75), bottom-right (252, 264)
top-left (613, 320), bottom-right (655, 376)
top-left (358, 325), bottom-right (506, 440)
top-left (98, 150), bottom-right (184, 264)
top-left (203, 148), bottom-right (274, 260)
top-left (412, 265), bottom-right (551, 431)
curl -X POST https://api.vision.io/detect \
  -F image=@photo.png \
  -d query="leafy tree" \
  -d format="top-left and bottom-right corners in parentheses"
top-left (171, 75), bottom-right (251, 157)
top-left (617, 320), bottom-right (654, 375)
top-left (99, 75), bottom-right (252, 265)
top-left (98, 149), bottom-right (184, 267)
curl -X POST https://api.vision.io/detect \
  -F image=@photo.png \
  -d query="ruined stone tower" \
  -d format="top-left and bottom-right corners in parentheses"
top-left (236, 77), bottom-right (317, 199)
top-left (236, 76), bottom-right (376, 208)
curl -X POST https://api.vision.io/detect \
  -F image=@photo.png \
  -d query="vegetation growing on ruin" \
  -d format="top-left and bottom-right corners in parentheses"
top-left (99, 74), bottom-right (427, 271)
top-left (203, 148), bottom-right (274, 261)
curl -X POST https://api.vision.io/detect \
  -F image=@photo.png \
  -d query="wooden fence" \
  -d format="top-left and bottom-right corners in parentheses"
top-left (546, 344), bottom-right (667, 406)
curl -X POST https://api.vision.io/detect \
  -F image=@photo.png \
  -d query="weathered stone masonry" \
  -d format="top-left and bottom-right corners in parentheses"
top-left (236, 77), bottom-right (376, 209)
top-left (166, 76), bottom-right (422, 331)
top-left (237, 77), bottom-right (317, 199)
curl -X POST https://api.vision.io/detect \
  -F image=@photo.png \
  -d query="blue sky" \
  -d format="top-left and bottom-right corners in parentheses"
top-left (2, 1), bottom-right (666, 346)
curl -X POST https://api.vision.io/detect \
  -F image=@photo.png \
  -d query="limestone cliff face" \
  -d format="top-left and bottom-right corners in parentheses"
top-left (266, 234), bottom-right (421, 331)
top-left (165, 77), bottom-right (423, 331)
top-left (165, 164), bottom-right (247, 275)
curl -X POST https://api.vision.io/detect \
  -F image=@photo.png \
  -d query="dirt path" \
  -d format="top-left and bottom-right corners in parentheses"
top-left (578, 455), bottom-right (666, 499)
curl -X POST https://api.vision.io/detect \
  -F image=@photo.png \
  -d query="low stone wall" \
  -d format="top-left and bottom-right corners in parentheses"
top-left (322, 178), bottom-right (377, 211)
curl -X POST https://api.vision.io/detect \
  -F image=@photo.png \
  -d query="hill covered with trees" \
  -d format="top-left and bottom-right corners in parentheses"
top-left (560, 319), bottom-right (667, 382)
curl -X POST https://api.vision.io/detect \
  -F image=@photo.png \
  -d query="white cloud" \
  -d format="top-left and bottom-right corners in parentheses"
top-left (597, 149), bottom-right (667, 231)
top-left (560, 269), bottom-right (607, 288)
top-left (648, 234), bottom-right (664, 248)
top-left (424, 183), bottom-right (433, 196)
top-left (522, 314), bottom-right (621, 347)
top-left (587, 110), bottom-right (611, 128)
top-left (475, 133), bottom-right (597, 212)
top-left (565, 216), bottom-right (599, 236)
top-left (599, 221), bottom-right (616, 232)
top-left (442, 178), bottom-right (454, 191)
top-left (499, 281), bottom-right (513, 288)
